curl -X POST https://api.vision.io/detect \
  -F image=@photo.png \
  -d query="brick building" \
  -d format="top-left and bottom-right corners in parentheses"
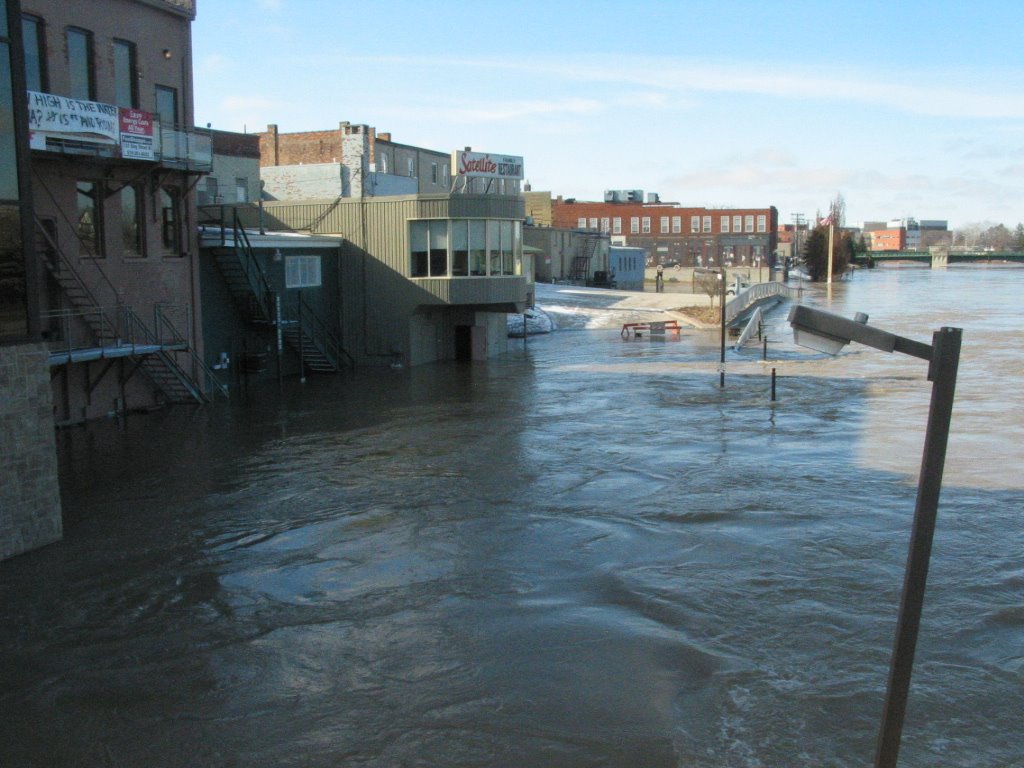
top-left (257, 122), bottom-right (452, 200)
top-left (548, 193), bottom-right (778, 269)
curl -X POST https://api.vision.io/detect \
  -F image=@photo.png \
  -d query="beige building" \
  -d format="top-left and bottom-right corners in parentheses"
top-left (228, 192), bottom-right (533, 366)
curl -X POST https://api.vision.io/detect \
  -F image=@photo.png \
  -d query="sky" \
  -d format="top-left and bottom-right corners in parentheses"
top-left (191, 0), bottom-right (1024, 230)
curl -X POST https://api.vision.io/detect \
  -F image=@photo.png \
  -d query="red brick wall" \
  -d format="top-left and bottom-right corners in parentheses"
top-left (256, 125), bottom-right (345, 167)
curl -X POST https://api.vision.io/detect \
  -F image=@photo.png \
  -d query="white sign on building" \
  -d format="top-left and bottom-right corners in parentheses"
top-left (452, 150), bottom-right (524, 180)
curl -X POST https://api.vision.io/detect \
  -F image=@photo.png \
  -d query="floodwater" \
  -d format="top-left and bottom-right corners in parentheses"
top-left (2, 266), bottom-right (1023, 767)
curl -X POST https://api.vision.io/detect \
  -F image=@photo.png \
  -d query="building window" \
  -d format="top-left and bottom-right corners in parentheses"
top-left (378, 153), bottom-right (388, 174)
top-left (431, 162), bottom-right (438, 184)
top-left (642, 217), bottom-right (651, 233)
top-left (407, 157), bottom-right (416, 177)
top-left (660, 216), bottom-right (669, 234)
top-left (121, 185), bottom-right (143, 258)
top-left (66, 27), bottom-right (94, 100)
top-left (113, 39), bottom-right (137, 108)
top-left (235, 177), bottom-right (248, 203)
top-left (451, 219), bottom-right (469, 276)
top-left (160, 187), bottom-right (180, 256)
top-left (588, 217), bottom-right (598, 230)
top-left (577, 217), bottom-right (586, 229)
top-left (757, 214), bottom-right (767, 233)
top-left (613, 217), bottom-right (621, 234)
top-left (469, 219), bottom-right (486, 275)
top-left (76, 181), bottom-right (102, 257)
top-left (600, 217), bottom-right (609, 233)
top-left (745, 215), bottom-right (754, 233)
top-left (702, 215), bottom-right (711, 233)
top-left (690, 215), bottom-right (700, 233)
top-left (630, 217), bottom-right (639, 234)
top-left (672, 216), bottom-right (681, 233)
top-left (155, 84), bottom-right (178, 125)
top-left (721, 215), bottom-right (730, 233)
top-left (733, 215), bottom-right (742, 232)
top-left (409, 220), bottom-right (448, 277)
top-left (22, 15), bottom-right (47, 92)
top-left (201, 176), bottom-right (218, 205)
top-left (285, 255), bottom-right (322, 288)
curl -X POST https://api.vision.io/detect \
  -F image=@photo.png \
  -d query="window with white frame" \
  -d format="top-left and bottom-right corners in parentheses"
top-left (600, 217), bottom-right (610, 233)
top-left (690, 216), bottom-right (700, 233)
top-left (589, 218), bottom-right (598, 230)
top-left (660, 216), bottom-right (669, 233)
top-left (702, 216), bottom-right (711, 233)
top-left (642, 217), bottom-right (651, 233)
top-left (285, 255), bottom-right (322, 288)
top-left (672, 216), bottom-right (681, 233)
top-left (630, 217), bottom-right (639, 233)
top-left (578, 217), bottom-right (587, 229)
top-left (613, 217), bottom-right (622, 234)
top-left (745, 215), bottom-right (754, 232)
top-left (733, 215), bottom-right (742, 232)
top-left (721, 215), bottom-right (730, 233)
top-left (757, 214), bottom-right (767, 233)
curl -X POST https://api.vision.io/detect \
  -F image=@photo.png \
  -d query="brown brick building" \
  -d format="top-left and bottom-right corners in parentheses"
top-left (548, 195), bottom-right (778, 268)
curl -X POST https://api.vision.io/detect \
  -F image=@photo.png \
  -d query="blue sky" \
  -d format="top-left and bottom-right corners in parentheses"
top-left (192, 0), bottom-right (1024, 229)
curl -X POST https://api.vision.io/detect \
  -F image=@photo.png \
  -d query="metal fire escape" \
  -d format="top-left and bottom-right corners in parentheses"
top-left (568, 235), bottom-right (598, 283)
top-left (205, 207), bottom-right (353, 373)
top-left (36, 217), bottom-right (225, 404)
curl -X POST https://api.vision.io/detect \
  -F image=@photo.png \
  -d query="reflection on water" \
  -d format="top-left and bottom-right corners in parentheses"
top-left (1, 267), bottom-right (1022, 767)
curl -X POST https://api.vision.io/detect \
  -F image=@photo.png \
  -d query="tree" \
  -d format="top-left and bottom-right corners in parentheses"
top-left (696, 270), bottom-right (722, 307)
top-left (1014, 223), bottom-right (1024, 252)
top-left (802, 224), bottom-right (852, 282)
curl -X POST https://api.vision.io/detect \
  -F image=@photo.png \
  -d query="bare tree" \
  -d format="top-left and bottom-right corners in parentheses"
top-left (696, 271), bottom-right (721, 307)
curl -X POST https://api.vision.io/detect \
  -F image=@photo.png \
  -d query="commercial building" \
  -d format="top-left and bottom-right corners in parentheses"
top-left (548, 191), bottom-right (778, 269)
top-left (208, 148), bottom-right (533, 367)
top-left (21, 0), bottom-right (217, 424)
top-left (257, 122), bottom-right (453, 200)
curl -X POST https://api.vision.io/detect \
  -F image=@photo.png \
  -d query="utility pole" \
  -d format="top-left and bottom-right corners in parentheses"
top-left (792, 213), bottom-right (806, 265)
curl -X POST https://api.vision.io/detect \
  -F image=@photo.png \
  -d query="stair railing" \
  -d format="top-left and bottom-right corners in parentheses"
top-left (232, 209), bottom-right (274, 322)
top-left (292, 294), bottom-right (355, 370)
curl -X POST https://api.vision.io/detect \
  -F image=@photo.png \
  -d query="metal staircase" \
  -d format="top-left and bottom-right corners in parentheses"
top-left (35, 217), bottom-right (225, 404)
top-left (207, 208), bottom-right (353, 373)
top-left (569, 235), bottom-right (598, 282)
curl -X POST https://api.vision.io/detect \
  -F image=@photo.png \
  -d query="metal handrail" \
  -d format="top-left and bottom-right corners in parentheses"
top-left (725, 281), bottom-right (803, 324)
top-left (294, 294), bottom-right (355, 369)
top-left (233, 209), bottom-right (275, 321)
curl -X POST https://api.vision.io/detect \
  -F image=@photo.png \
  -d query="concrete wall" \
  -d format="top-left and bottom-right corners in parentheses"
top-left (0, 344), bottom-right (62, 561)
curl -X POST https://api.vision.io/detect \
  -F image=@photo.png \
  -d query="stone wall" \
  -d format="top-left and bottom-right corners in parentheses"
top-left (0, 343), bottom-right (62, 561)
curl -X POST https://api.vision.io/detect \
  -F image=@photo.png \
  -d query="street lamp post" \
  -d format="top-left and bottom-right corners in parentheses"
top-left (788, 305), bottom-right (962, 768)
top-left (718, 269), bottom-right (726, 387)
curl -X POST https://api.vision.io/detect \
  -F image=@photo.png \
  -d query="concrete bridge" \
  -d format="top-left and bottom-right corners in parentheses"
top-left (853, 251), bottom-right (1024, 269)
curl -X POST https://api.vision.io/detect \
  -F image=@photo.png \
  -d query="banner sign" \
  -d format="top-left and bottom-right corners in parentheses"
top-left (27, 91), bottom-right (119, 144)
top-left (453, 150), bottom-right (524, 180)
top-left (119, 108), bottom-right (156, 160)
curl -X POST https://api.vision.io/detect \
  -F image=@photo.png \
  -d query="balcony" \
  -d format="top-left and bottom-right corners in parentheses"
top-left (27, 91), bottom-right (211, 172)
top-left (157, 124), bottom-right (212, 172)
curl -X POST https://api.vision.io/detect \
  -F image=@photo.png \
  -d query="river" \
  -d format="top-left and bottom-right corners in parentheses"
top-left (1, 265), bottom-right (1022, 767)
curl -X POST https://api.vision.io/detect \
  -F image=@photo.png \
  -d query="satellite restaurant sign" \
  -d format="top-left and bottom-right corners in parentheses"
top-left (27, 91), bottom-right (155, 160)
top-left (453, 150), bottom-right (524, 180)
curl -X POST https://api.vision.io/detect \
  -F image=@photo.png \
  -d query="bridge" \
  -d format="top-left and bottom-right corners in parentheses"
top-left (853, 250), bottom-right (1024, 269)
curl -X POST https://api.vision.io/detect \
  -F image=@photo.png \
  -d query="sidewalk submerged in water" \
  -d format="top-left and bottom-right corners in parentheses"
top-left (511, 282), bottom-right (714, 334)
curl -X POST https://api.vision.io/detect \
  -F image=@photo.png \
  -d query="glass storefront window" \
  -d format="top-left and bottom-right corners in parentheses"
top-left (469, 220), bottom-right (486, 276)
top-left (121, 185), bottom-right (143, 257)
top-left (451, 220), bottom-right (468, 277)
top-left (77, 181), bottom-right (102, 257)
top-left (410, 219), bottom-right (523, 279)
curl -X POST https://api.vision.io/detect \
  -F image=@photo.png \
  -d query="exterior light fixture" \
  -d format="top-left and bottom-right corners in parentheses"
top-left (788, 304), bottom-right (962, 768)
top-left (162, 48), bottom-right (172, 59)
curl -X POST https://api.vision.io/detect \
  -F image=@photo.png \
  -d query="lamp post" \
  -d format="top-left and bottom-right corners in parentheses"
top-left (718, 269), bottom-right (726, 387)
top-left (788, 305), bottom-right (962, 768)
